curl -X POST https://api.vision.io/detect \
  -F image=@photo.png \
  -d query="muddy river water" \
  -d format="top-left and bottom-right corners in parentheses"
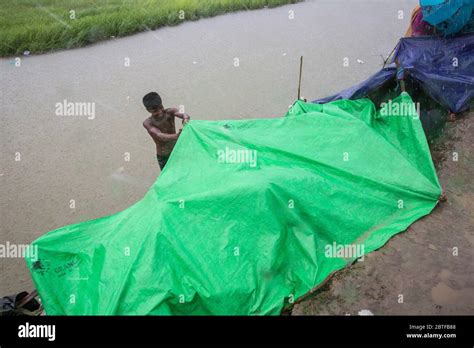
top-left (0, 0), bottom-right (416, 294)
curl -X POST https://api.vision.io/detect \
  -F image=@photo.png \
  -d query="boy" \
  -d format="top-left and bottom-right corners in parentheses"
top-left (142, 92), bottom-right (190, 170)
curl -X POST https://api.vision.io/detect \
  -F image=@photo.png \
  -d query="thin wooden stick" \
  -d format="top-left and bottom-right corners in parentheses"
top-left (383, 43), bottom-right (398, 68)
top-left (297, 56), bottom-right (303, 100)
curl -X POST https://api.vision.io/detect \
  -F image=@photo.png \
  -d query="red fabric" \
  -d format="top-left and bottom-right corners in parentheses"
top-left (411, 7), bottom-right (435, 36)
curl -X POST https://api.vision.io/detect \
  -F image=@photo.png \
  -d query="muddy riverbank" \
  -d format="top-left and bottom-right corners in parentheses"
top-left (293, 112), bottom-right (474, 315)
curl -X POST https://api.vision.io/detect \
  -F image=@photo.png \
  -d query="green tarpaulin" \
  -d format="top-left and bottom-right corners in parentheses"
top-left (26, 92), bottom-right (441, 315)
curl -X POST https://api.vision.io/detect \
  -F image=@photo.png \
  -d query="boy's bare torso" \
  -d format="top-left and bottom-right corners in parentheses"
top-left (144, 108), bottom-right (178, 156)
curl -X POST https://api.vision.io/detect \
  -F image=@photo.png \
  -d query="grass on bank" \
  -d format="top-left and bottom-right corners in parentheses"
top-left (0, 0), bottom-right (300, 57)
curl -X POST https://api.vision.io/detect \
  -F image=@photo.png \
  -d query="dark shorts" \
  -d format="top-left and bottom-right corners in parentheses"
top-left (157, 154), bottom-right (170, 170)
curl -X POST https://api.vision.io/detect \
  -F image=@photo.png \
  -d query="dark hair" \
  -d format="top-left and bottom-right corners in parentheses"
top-left (142, 92), bottom-right (162, 109)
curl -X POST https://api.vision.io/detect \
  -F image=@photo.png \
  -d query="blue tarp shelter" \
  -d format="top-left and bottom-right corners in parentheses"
top-left (315, 34), bottom-right (474, 113)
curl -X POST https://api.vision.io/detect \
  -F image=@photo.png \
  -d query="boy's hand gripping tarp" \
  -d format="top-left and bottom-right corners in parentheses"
top-left (26, 93), bottom-right (441, 315)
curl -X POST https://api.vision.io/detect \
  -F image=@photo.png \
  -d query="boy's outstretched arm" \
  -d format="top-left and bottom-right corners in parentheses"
top-left (143, 120), bottom-right (179, 141)
top-left (168, 108), bottom-right (190, 124)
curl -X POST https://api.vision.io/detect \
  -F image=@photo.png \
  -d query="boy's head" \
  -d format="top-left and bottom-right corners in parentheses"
top-left (143, 92), bottom-right (163, 116)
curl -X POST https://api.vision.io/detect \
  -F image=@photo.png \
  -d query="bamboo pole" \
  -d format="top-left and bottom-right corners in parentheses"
top-left (297, 56), bottom-right (303, 100)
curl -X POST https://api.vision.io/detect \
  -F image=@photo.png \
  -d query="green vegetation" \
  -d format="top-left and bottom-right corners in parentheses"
top-left (0, 0), bottom-right (300, 57)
